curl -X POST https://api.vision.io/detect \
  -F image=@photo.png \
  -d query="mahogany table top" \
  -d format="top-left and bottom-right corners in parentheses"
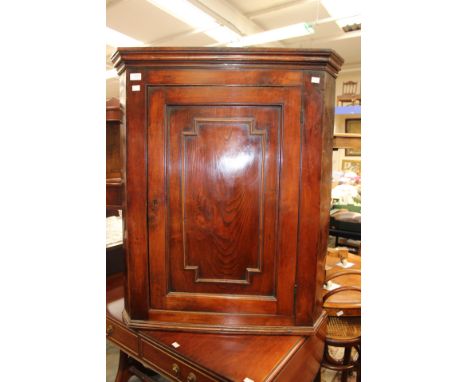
top-left (106, 274), bottom-right (319, 382)
top-left (323, 253), bottom-right (361, 316)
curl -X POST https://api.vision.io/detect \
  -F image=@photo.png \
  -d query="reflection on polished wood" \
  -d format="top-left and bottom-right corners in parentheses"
top-left (111, 47), bottom-right (343, 335)
top-left (318, 252), bottom-right (361, 381)
top-left (107, 274), bottom-right (325, 382)
top-left (324, 253), bottom-right (361, 316)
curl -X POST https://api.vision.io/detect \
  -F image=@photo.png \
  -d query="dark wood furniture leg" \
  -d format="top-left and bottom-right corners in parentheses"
top-left (356, 345), bottom-right (361, 382)
top-left (314, 369), bottom-right (322, 382)
top-left (341, 347), bottom-right (352, 382)
top-left (114, 351), bottom-right (133, 382)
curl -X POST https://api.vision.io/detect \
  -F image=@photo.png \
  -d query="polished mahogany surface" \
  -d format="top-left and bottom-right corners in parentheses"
top-left (324, 253), bottom-right (361, 316)
top-left (112, 47), bottom-right (343, 334)
top-left (107, 274), bottom-right (324, 382)
top-left (160, 105), bottom-right (280, 292)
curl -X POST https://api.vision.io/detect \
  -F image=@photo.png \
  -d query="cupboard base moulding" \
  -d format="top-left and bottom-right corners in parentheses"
top-left (123, 309), bottom-right (328, 336)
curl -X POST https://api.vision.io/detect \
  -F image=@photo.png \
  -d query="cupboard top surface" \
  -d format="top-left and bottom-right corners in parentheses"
top-left (111, 47), bottom-right (343, 77)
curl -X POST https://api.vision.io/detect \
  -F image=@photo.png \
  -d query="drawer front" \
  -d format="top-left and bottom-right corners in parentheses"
top-left (140, 338), bottom-right (219, 382)
top-left (106, 318), bottom-right (138, 356)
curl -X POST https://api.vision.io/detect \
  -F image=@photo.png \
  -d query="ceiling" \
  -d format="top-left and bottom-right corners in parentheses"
top-left (106, 0), bottom-right (361, 97)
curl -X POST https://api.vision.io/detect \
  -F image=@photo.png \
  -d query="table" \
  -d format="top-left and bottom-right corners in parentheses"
top-left (107, 274), bottom-right (325, 382)
top-left (323, 253), bottom-right (361, 316)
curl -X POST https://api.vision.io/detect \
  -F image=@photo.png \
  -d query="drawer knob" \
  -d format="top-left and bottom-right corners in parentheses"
top-left (172, 363), bottom-right (180, 375)
top-left (106, 324), bottom-right (114, 337)
top-left (186, 372), bottom-right (197, 382)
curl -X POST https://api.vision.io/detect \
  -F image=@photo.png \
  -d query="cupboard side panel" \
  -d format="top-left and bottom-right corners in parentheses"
top-left (314, 72), bottom-right (336, 321)
top-left (124, 71), bottom-right (149, 319)
top-left (295, 72), bottom-right (324, 325)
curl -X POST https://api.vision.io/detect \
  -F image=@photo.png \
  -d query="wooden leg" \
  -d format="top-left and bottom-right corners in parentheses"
top-left (341, 347), bottom-right (352, 382)
top-left (115, 351), bottom-right (133, 382)
top-left (355, 345), bottom-right (361, 382)
top-left (313, 367), bottom-right (321, 382)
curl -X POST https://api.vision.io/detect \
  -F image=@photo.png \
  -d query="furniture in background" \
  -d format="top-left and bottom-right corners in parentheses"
top-left (344, 119), bottom-right (361, 156)
top-left (324, 253), bottom-right (361, 316)
top-left (107, 214), bottom-right (124, 276)
top-left (337, 81), bottom-right (361, 106)
top-left (106, 97), bottom-right (123, 215)
top-left (318, 251), bottom-right (361, 381)
top-left (106, 98), bottom-right (124, 276)
top-left (333, 133), bottom-right (361, 152)
top-left (329, 210), bottom-right (361, 254)
top-left (321, 284), bottom-right (361, 382)
top-left (107, 274), bottom-right (325, 382)
top-left (111, 46), bottom-right (343, 344)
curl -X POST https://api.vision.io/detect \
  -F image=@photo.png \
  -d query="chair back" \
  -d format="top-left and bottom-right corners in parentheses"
top-left (323, 270), bottom-right (361, 303)
top-left (342, 81), bottom-right (358, 96)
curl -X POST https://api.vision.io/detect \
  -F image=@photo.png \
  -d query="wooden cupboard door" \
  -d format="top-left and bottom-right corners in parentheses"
top-left (148, 86), bottom-right (301, 318)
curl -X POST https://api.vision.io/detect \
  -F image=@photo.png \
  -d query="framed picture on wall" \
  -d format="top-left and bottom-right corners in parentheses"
top-left (345, 118), bottom-right (361, 156)
top-left (342, 159), bottom-right (361, 175)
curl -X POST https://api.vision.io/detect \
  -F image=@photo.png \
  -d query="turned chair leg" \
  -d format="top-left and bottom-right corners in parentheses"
top-left (355, 345), bottom-right (361, 382)
top-left (341, 347), bottom-right (352, 382)
top-left (115, 351), bottom-right (133, 382)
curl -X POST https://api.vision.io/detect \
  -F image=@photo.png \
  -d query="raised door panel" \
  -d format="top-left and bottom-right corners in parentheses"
top-left (147, 85), bottom-right (301, 321)
top-left (168, 106), bottom-right (279, 297)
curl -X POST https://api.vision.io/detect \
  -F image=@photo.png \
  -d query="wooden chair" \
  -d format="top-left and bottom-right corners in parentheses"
top-left (337, 81), bottom-right (360, 106)
top-left (317, 270), bottom-right (361, 382)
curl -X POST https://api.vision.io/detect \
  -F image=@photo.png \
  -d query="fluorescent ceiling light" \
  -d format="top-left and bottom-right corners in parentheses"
top-left (228, 23), bottom-right (314, 47)
top-left (321, 0), bottom-right (361, 27)
top-left (106, 27), bottom-right (144, 47)
top-left (205, 25), bottom-right (241, 44)
top-left (146, 0), bottom-right (241, 43)
top-left (106, 69), bottom-right (118, 80)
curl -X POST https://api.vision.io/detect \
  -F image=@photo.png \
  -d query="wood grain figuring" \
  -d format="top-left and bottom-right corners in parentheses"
top-left (107, 275), bottom-right (327, 382)
top-left (147, 87), bottom-right (301, 323)
top-left (123, 67), bottom-right (149, 320)
top-left (294, 71), bottom-right (324, 325)
top-left (141, 330), bottom-right (305, 382)
top-left (114, 48), bottom-right (343, 335)
top-left (107, 317), bottom-right (139, 357)
top-left (273, 322), bottom-right (326, 381)
top-left (182, 118), bottom-right (265, 284)
top-left (166, 105), bottom-right (281, 297)
top-left (140, 338), bottom-right (219, 382)
top-left (146, 69), bottom-right (303, 87)
top-left (314, 72), bottom-right (337, 321)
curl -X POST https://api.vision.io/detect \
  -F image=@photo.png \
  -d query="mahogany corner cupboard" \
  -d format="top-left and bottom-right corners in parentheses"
top-left (111, 47), bottom-right (343, 336)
